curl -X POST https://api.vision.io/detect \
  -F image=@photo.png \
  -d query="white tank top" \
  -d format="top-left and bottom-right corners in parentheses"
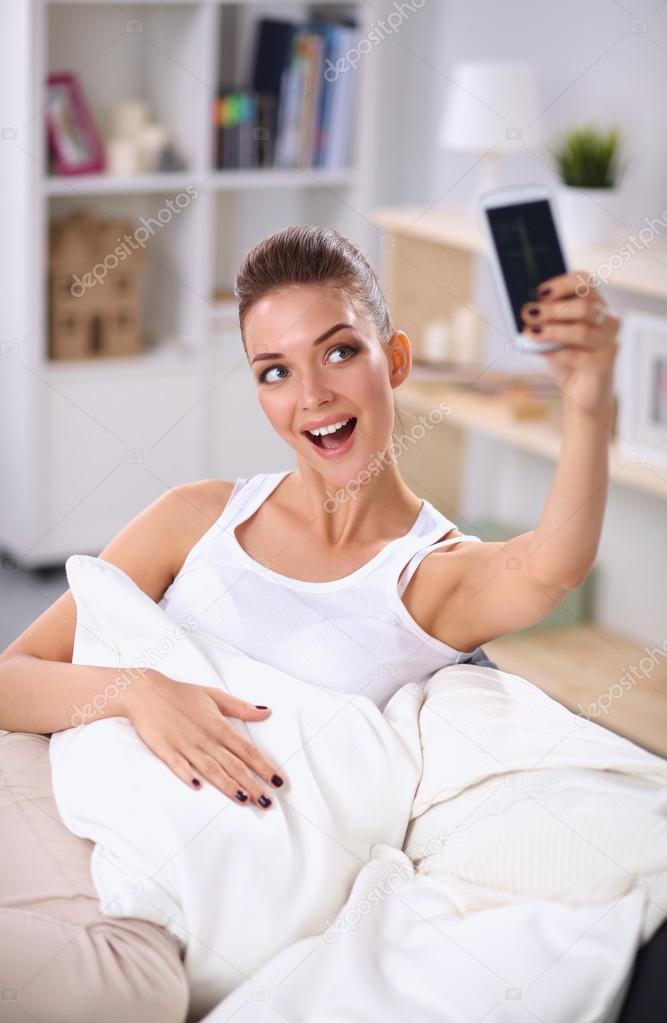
top-left (158, 470), bottom-right (483, 712)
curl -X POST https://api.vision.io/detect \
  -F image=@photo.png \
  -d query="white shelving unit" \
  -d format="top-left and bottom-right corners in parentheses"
top-left (0, 0), bottom-right (378, 566)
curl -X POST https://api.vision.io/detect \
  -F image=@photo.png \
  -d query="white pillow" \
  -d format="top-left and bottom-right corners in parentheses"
top-left (49, 555), bottom-right (423, 1021)
top-left (404, 664), bottom-right (667, 938)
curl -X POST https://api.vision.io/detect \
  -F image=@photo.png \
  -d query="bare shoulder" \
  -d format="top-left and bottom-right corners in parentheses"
top-left (97, 477), bottom-right (236, 589)
top-left (166, 478), bottom-right (236, 573)
top-left (414, 529), bottom-right (503, 599)
top-left (403, 527), bottom-right (481, 596)
top-left (0, 478), bottom-right (235, 667)
top-left (400, 528), bottom-right (493, 652)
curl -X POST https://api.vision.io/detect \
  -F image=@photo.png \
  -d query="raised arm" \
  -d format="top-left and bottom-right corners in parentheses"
top-left (428, 271), bottom-right (620, 652)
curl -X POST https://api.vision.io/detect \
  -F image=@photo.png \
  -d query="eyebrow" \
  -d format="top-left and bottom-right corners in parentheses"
top-left (250, 323), bottom-right (354, 365)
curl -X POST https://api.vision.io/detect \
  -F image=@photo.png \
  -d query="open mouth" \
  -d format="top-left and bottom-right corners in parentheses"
top-left (303, 417), bottom-right (357, 451)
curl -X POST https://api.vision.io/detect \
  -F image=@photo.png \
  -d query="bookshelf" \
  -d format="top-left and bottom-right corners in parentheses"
top-left (43, 168), bottom-right (359, 196)
top-left (0, 1), bottom-right (378, 566)
top-left (400, 375), bottom-right (667, 502)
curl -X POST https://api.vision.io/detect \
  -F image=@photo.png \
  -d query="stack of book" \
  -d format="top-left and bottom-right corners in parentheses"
top-left (213, 93), bottom-right (276, 170)
top-left (213, 17), bottom-right (360, 171)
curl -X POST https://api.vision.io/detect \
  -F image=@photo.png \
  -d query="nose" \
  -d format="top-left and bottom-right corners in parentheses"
top-left (297, 366), bottom-right (335, 409)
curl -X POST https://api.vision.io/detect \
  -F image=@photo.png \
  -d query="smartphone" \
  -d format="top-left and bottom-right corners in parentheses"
top-left (479, 184), bottom-right (569, 353)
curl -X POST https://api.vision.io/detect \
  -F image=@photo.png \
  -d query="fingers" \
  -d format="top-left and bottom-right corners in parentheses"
top-left (521, 296), bottom-right (606, 326)
top-left (140, 682), bottom-right (287, 807)
top-left (190, 746), bottom-right (277, 809)
top-left (534, 270), bottom-right (603, 304)
top-left (154, 734), bottom-right (281, 809)
top-left (209, 690), bottom-right (272, 720)
top-left (205, 690), bottom-right (285, 787)
top-left (159, 749), bottom-right (206, 792)
top-left (520, 284), bottom-right (621, 351)
top-left (521, 321), bottom-right (613, 349)
top-left (216, 718), bottom-right (285, 792)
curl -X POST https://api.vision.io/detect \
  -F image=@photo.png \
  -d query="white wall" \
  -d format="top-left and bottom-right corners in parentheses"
top-left (371, 0), bottom-right (667, 645)
top-left (374, 0), bottom-right (667, 223)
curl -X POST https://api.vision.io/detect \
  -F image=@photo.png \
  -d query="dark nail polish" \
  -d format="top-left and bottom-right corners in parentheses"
top-left (192, 778), bottom-right (201, 788)
top-left (271, 774), bottom-right (284, 787)
top-left (527, 306), bottom-right (540, 316)
top-left (258, 795), bottom-right (271, 808)
top-left (255, 705), bottom-right (268, 710)
top-left (236, 790), bottom-right (248, 801)
top-left (537, 287), bottom-right (552, 297)
top-left (530, 326), bottom-right (543, 334)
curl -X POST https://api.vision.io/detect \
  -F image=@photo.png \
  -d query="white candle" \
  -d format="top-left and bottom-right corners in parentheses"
top-left (450, 307), bottom-right (485, 364)
top-left (110, 101), bottom-right (150, 140)
top-left (105, 136), bottom-right (140, 176)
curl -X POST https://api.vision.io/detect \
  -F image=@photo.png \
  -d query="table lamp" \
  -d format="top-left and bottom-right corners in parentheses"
top-left (439, 61), bottom-right (542, 202)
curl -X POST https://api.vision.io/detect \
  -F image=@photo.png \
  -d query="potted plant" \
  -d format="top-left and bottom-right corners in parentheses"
top-left (549, 124), bottom-right (625, 247)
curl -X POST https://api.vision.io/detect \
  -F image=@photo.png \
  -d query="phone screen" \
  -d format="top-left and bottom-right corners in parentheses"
top-left (484, 199), bottom-right (567, 331)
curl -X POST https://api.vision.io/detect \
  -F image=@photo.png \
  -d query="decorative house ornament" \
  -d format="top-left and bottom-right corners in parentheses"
top-left (48, 211), bottom-right (146, 360)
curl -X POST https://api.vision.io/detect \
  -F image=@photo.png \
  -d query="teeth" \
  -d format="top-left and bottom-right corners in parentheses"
top-left (307, 417), bottom-right (351, 437)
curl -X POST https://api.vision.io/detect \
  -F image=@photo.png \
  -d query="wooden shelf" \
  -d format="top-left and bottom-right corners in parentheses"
top-left (45, 0), bottom-right (200, 5)
top-left (43, 172), bottom-right (198, 197)
top-left (372, 205), bottom-right (667, 302)
top-left (400, 378), bottom-right (667, 501)
top-left (44, 168), bottom-right (359, 197)
top-left (206, 167), bottom-right (359, 190)
top-left (45, 0), bottom-right (360, 6)
top-left (37, 335), bottom-right (243, 373)
top-left (40, 342), bottom-right (201, 372)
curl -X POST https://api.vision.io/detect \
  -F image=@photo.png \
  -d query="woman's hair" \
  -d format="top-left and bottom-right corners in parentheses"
top-left (233, 225), bottom-right (408, 436)
top-left (233, 224), bottom-right (395, 345)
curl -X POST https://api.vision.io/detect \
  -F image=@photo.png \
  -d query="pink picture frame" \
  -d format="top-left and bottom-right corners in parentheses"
top-left (45, 72), bottom-right (105, 176)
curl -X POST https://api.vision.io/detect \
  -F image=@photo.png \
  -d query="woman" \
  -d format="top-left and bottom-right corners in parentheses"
top-left (0, 225), bottom-right (621, 1023)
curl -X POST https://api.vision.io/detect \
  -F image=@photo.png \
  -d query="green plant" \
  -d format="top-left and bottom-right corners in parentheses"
top-left (550, 124), bottom-right (624, 188)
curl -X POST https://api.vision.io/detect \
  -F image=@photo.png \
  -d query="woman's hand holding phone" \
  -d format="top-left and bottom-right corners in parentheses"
top-left (479, 185), bottom-right (621, 413)
top-left (519, 271), bottom-right (620, 414)
top-left (124, 669), bottom-right (285, 809)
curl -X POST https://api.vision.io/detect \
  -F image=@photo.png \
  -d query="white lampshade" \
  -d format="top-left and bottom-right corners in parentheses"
top-left (439, 61), bottom-right (542, 153)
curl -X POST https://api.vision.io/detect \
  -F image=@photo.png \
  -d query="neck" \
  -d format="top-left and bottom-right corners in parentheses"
top-left (289, 456), bottom-right (422, 550)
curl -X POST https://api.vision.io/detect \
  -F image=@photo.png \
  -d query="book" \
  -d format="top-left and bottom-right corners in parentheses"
top-left (213, 16), bottom-right (359, 171)
top-left (320, 26), bottom-right (359, 169)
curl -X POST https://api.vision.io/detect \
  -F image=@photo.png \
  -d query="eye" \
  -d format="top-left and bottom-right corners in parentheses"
top-left (257, 343), bottom-right (359, 384)
top-left (258, 364), bottom-right (288, 385)
top-left (327, 343), bottom-right (358, 363)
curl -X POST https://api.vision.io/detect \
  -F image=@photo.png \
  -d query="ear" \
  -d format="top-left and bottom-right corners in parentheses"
top-left (387, 330), bottom-right (412, 387)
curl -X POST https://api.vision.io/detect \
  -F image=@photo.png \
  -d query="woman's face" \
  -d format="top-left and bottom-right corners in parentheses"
top-left (243, 283), bottom-right (411, 487)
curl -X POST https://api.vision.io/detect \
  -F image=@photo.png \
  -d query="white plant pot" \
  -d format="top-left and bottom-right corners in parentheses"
top-left (555, 184), bottom-right (620, 248)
